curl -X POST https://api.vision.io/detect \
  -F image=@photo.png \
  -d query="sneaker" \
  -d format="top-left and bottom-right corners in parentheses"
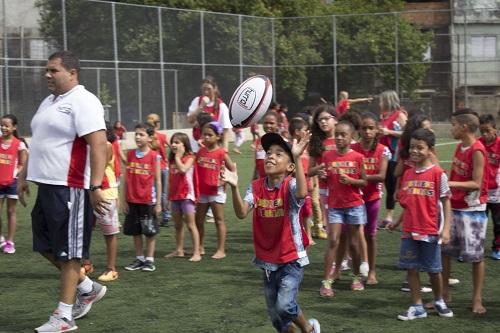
top-left (457, 256), bottom-right (464, 262)
top-left (434, 300), bottom-right (454, 318)
top-left (124, 259), bottom-right (144, 271)
top-left (359, 261), bottom-right (369, 278)
top-left (401, 282), bottom-right (432, 293)
top-left (72, 281), bottom-right (107, 320)
top-left (340, 258), bottom-right (351, 271)
top-left (491, 249), bottom-right (500, 260)
top-left (319, 279), bottom-right (334, 297)
top-left (98, 269), bottom-right (119, 282)
top-left (308, 318), bottom-right (321, 333)
top-left (448, 278), bottom-right (460, 285)
top-left (351, 275), bottom-right (364, 291)
top-left (3, 241), bottom-right (15, 254)
top-left (141, 260), bottom-right (156, 272)
top-left (35, 311), bottom-right (77, 332)
top-left (397, 305), bottom-right (427, 321)
top-left (421, 286), bottom-right (432, 293)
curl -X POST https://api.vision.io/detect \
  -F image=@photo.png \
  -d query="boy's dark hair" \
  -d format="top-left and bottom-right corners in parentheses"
top-left (339, 110), bottom-right (361, 131)
top-left (452, 110), bottom-right (479, 133)
top-left (134, 123), bottom-right (155, 137)
top-left (288, 117), bottom-right (309, 137)
top-left (197, 112), bottom-right (214, 129)
top-left (48, 50), bottom-right (80, 72)
top-left (411, 128), bottom-right (435, 148)
top-left (479, 113), bottom-right (496, 128)
top-left (269, 102), bottom-right (279, 110)
top-left (399, 112), bottom-right (430, 159)
top-left (168, 132), bottom-right (193, 162)
top-left (309, 103), bottom-right (337, 157)
top-left (336, 120), bottom-right (355, 133)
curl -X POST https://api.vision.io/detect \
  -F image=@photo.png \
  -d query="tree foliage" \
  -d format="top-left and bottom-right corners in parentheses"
top-left (35, 0), bottom-right (433, 107)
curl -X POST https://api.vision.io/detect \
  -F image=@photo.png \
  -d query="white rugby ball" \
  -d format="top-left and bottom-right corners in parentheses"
top-left (228, 75), bottom-right (273, 128)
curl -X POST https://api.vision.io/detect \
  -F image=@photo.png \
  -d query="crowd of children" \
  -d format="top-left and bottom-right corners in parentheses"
top-left (4, 88), bottom-right (500, 332)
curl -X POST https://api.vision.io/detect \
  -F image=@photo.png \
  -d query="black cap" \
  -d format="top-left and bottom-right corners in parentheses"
top-left (261, 132), bottom-right (294, 163)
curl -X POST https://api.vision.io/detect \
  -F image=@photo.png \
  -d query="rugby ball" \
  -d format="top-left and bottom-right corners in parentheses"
top-left (228, 75), bottom-right (273, 128)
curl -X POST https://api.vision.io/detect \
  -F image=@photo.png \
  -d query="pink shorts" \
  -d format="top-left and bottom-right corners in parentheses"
top-left (95, 199), bottom-right (120, 236)
top-left (171, 199), bottom-right (196, 214)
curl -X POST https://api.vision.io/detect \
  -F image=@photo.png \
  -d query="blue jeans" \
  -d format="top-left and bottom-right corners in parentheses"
top-left (263, 262), bottom-right (304, 333)
top-left (161, 169), bottom-right (171, 221)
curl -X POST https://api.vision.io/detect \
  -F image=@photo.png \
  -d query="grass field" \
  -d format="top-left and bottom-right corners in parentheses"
top-left (1, 139), bottom-right (499, 333)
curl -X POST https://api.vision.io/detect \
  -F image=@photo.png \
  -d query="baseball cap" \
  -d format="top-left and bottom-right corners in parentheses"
top-left (261, 132), bottom-right (294, 163)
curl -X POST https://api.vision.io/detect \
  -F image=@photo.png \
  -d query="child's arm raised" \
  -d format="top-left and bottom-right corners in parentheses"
top-left (291, 133), bottom-right (311, 199)
top-left (448, 150), bottom-right (485, 190)
top-left (221, 163), bottom-right (251, 219)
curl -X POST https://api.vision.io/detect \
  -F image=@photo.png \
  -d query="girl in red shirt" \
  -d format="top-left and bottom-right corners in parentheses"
top-left (253, 111), bottom-right (280, 179)
top-left (0, 114), bottom-right (28, 254)
top-left (352, 112), bottom-right (391, 285)
top-left (195, 122), bottom-right (235, 259)
top-left (165, 133), bottom-right (201, 262)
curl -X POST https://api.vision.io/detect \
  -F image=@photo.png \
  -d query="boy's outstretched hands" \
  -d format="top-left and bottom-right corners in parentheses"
top-left (291, 131), bottom-right (311, 158)
top-left (220, 162), bottom-right (238, 187)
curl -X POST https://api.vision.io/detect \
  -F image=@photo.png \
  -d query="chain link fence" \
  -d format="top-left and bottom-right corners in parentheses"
top-left (1, 0), bottom-right (500, 135)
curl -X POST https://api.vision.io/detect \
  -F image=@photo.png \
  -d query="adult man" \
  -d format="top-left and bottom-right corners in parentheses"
top-left (17, 51), bottom-right (109, 333)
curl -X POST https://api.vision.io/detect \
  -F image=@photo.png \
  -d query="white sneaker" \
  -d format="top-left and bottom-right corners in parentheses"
top-left (448, 278), bottom-right (460, 286)
top-left (308, 318), bottom-right (321, 333)
top-left (35, 311), bottom-right (77, 333)
top-left (340, 259), bottom-right (351, 271)
top-left (359, 261), bottom-right (369, 278)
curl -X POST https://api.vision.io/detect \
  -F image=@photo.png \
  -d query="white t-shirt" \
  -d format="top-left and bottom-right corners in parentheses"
top-left (27, 85), bottom-right (106, 189)
top-left (187, 96), bottom-right (232, 129)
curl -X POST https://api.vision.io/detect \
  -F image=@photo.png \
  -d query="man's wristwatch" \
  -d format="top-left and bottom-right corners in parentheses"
top-left (89, 184), bottom-right (102, 192)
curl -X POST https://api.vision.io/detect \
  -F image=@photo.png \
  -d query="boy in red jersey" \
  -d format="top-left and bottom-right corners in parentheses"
top-left (320, 121), bottom-right (367, 297)
top-left (478, 114), bottom-right (500, 260)
top-left (442, 110), bottom-right (489, 314)
top-left (222, 132), bottom-right (320, 333)
top-left (389, 128), bottom-right (453, 320)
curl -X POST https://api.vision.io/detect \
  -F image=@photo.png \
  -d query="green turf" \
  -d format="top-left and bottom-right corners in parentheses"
top-left (1, 139), bottom-right (499, 333)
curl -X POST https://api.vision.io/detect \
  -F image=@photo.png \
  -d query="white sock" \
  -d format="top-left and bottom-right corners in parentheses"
top-left (57, 301), bottom-right (73, 320)
top-left (77, 276), bottom-right (93, 294)
top-left (136, 255), bottom-right (145, 262)
top-left (145, 257), bottom-right (154, 262)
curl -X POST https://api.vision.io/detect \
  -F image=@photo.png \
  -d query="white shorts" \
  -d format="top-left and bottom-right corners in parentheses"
top-left (199, 186), bottom-right (227, 204)
top-left (95, 199), bottom-right (120, 236)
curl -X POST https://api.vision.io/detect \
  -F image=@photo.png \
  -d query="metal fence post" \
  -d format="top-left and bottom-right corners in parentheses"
top-left (238, 15), bottom-right (243, 82)
top-left (138, 68), bottom-right (142, 122)
top-left (96, 68), bottom-right (101, 99)
top-left (463, 10), bottom-right (468, 107)
top-left (111, 3), bottom-right (121, 122)
top-left (395, 12), bottom-right (399, 94)
top-left (200, 11), bottom-right (206, 79)
top-left (174, 69), bottom-right (178, 115)
top-left (2, 0), bottom-right (9, 114)
top-left (158, 7), bottom-right (167, 129)
top-left (271, 18), bottom-right (276, 101)
top-left (62, 0), bottom-right (67, 50)
top-left (332, 15), bottom-right (337, 105)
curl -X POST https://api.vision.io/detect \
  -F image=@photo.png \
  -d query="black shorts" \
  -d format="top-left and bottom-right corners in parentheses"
top-left (124, 203), bottom-right (156, 236)
top-left (32, 184), bottom-right (93, 261)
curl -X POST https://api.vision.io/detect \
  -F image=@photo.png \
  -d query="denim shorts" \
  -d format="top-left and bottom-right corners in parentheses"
top-left (328, 204), bottom-right (366, 225)
top-left (441, 210), bottom-right (488, 262)
top-left (398, 237), bottom-right (442, 273)
top-left (263, 262), bottom-right (304, 333)
top-left (0, 179), bottom-right (18, 199)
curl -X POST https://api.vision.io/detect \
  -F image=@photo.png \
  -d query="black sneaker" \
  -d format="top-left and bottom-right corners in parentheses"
top-left (142, 260), bottom-right (156, 272)
top-left (160, 219), bottom-right (169, 227)
top-left (124, 259), bottom-right (144, 271)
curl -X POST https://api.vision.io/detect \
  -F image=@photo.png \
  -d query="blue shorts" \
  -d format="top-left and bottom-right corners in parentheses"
top-left (0, 179), bottom-right (18, 199)
top-left (441, 210), bottom-right (488, 262)
top-left (398, 237), bottom-right (442, 273)
top-left (263, 262), bottom-right (304, 333)
top-left (328, 205), bottom-right (366, 225)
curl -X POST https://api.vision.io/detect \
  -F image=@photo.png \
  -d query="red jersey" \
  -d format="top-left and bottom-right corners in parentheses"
top-left (479, 136), bottom-right (500, 190)
top-left (0, 137), bottom-right (21, 186)
top-left (192, 97), bottom-right (222, 141)
top-left (155, 131), bottom-right (168, 170)
top-left (125, 149), bottom-right (158, 204)
top-left (251, 176), bottom-right (309, 264)
top-left (336, 99), bottom-right (349, 116)
top-left (352, 142), bottom-right (386, 202)
top-left (316, 137), bottom-right (336, 190)
top-left (450, 140), bottom-right (488, 209)
top-left (196, 146), bottom-right (225, 195)
top-left (111, 140), bottom-right (121, 179)
top-left (169, 155), bottom-right (198, 201)
top-left (379, 110), bottom-right (402, 154)
top-left (399, 165), bottom-right (445, 235)
top-left (255, 137), bottom-right (266, 178)
top-left (324, 149), bottom-right (364, 208)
